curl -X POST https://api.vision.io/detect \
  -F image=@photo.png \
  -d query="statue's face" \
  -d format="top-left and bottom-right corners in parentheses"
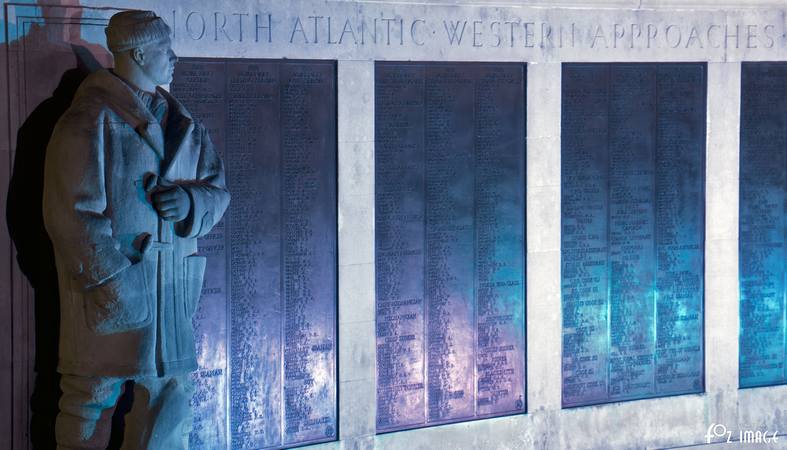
top-left (140, 36), bottom-right (177, 86)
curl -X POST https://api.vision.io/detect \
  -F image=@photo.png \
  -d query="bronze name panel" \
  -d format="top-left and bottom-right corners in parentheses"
top-left (561, 63), bottom-right (706, 407)
top-left (375, 61), bottom-right (527, 432)
top-left (739, 62), bottom-right (787, 389)
top-left (171, 58), bottom-right (337, 450)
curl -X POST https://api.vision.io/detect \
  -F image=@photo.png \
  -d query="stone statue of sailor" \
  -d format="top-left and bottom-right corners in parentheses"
top-left (42, 10), bottom-right (230, 449)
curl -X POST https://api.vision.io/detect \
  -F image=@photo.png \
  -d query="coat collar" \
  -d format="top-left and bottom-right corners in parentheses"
top-left (158, 87), bottom-right (195, 178)
top-left (74, 69), bottom-right (194, 166)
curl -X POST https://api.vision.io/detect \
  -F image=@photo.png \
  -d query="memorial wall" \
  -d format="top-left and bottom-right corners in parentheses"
top-left (2, 1), bottom-right (787, 450)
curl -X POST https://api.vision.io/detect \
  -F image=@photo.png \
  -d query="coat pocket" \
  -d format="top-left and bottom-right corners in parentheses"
top-left (183, 255), bottom-right (207, 319)
top-left (83, 259), bottom-right (153, 335)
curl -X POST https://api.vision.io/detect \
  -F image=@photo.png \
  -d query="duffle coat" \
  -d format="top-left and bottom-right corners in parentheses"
top-left (43, 69), bottom-right (230, 377)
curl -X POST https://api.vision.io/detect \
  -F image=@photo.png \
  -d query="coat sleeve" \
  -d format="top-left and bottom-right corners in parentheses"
top-left (174, 123), bottom-right (230, 239)
top-left (43, 104), bottom-right (132, 289)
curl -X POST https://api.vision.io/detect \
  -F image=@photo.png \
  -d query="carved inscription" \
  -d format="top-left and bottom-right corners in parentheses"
top-left (171, 58), bottom-right (337, 450)
top-left (375, 62), bottom-right (526, 432)
top-left (167, 9), bottom-right (783, 52)
top-left (561, 63), bottom-right (705, 407)
top-left (739, 62), bottom-right (787, 388)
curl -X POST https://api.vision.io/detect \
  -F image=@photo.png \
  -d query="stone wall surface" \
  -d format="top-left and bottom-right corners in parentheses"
top-left (4, 0), bottom-right (787, 449)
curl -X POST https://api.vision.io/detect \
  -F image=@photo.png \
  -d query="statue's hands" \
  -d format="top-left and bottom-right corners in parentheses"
top-left (144, 174), bottom-right (191, 222)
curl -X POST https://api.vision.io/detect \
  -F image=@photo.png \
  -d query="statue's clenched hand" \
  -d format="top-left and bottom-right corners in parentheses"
top-left (144, 173), bottom-right (191, 222)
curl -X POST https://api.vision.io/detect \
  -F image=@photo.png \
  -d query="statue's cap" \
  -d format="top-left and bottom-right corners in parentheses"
top-left (105, 10), bottom-right (170, 52)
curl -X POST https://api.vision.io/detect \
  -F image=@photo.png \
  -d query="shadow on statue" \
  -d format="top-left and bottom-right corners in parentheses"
top-left (6, 45), bottom-right (133, 450)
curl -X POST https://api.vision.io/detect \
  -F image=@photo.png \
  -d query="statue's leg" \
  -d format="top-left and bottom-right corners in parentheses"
top-left (121, 374), bottom-right (194, 450)
top-left (55, 374), bottom-right (125, 450)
